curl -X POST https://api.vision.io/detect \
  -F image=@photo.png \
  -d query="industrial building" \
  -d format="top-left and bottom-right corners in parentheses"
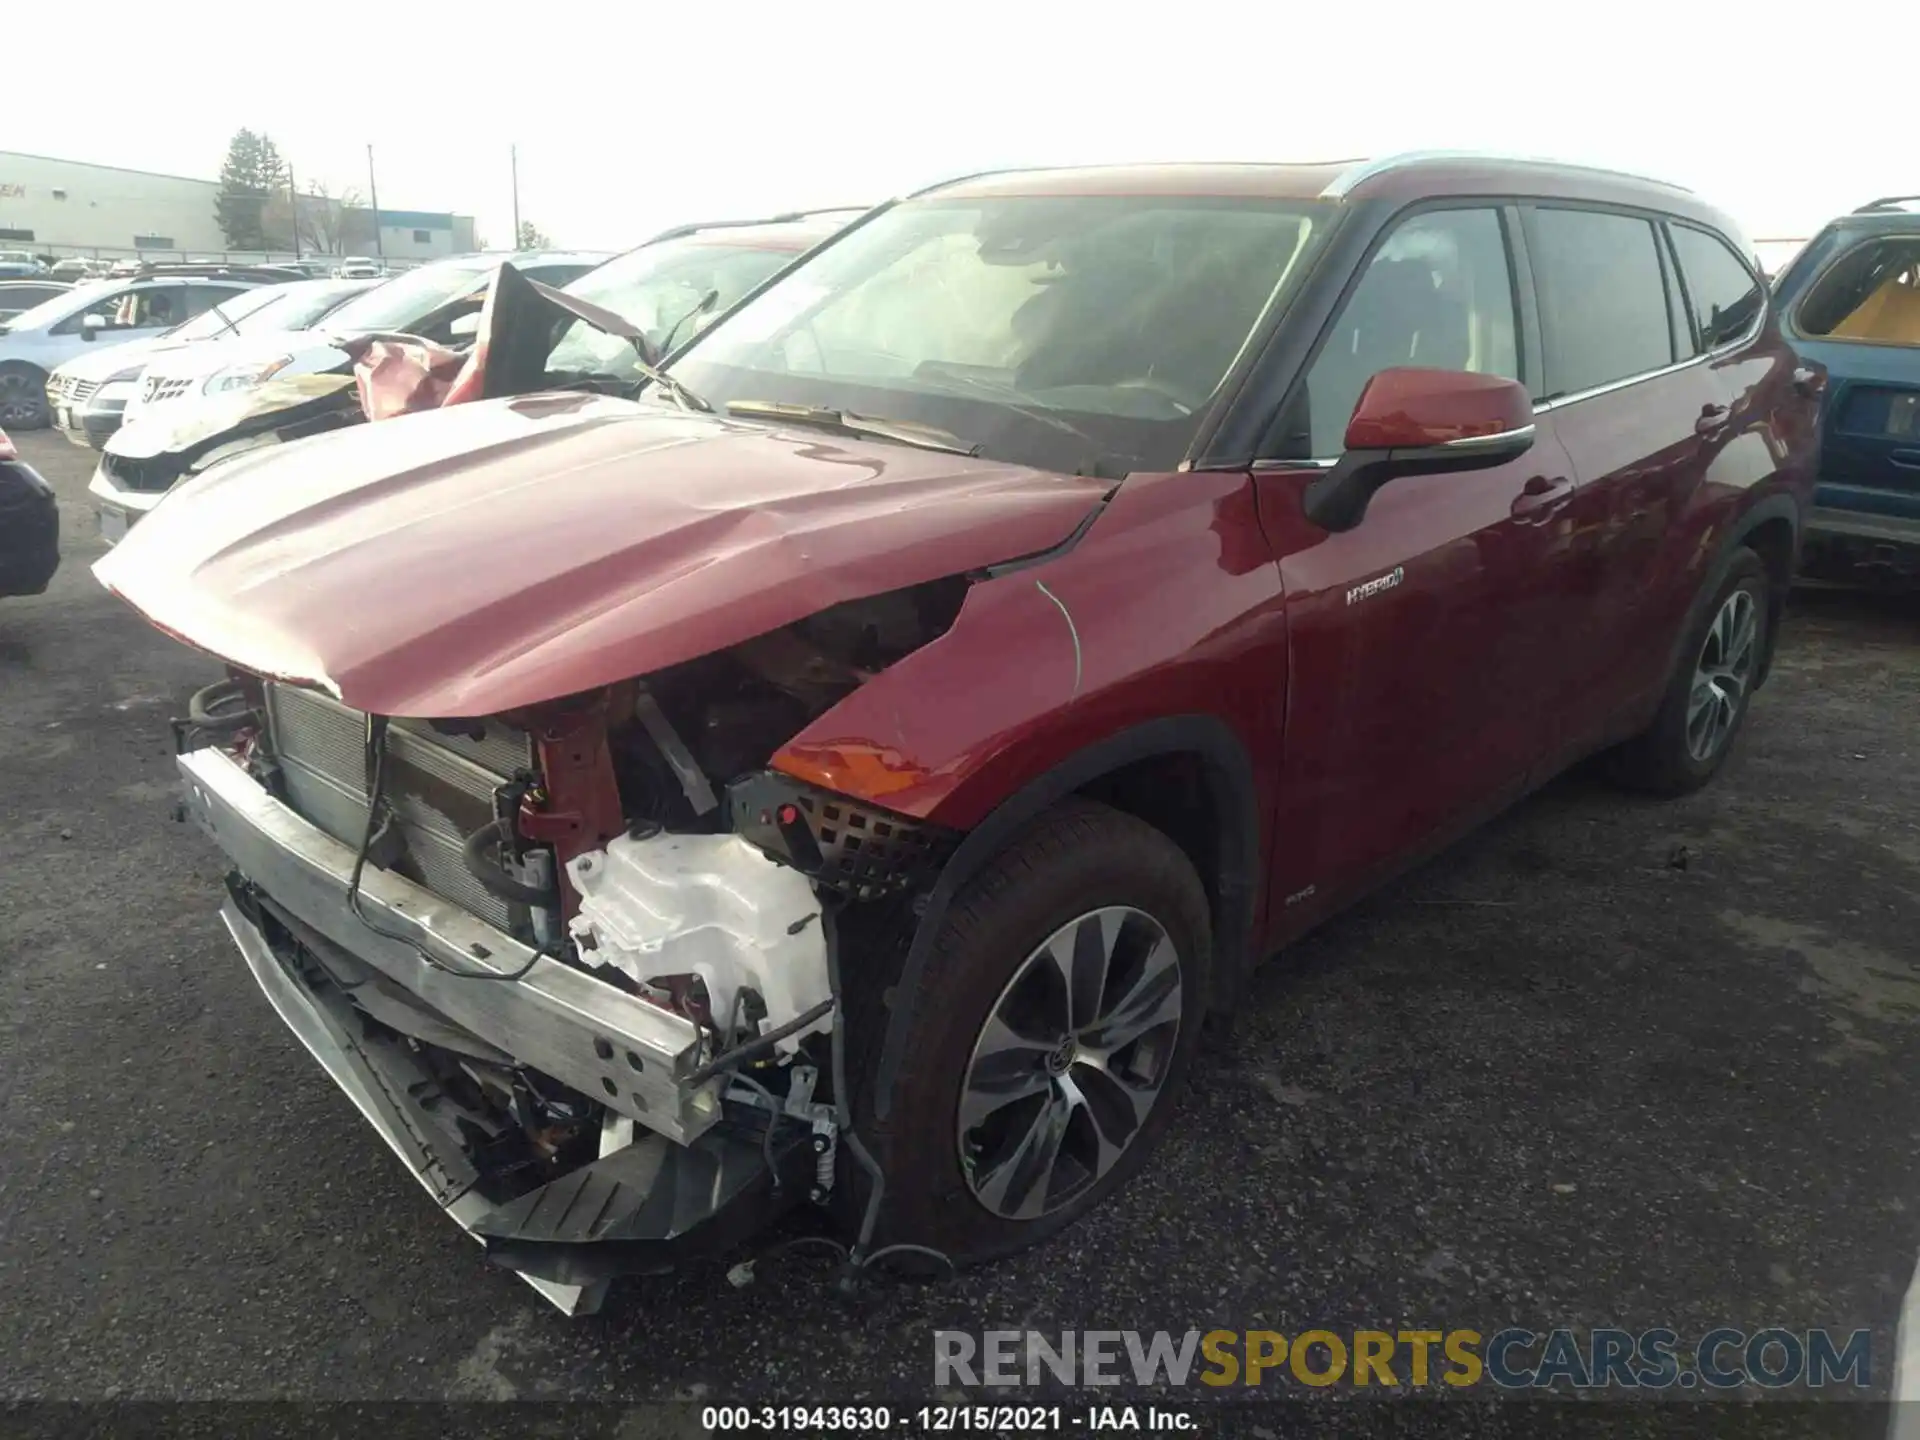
top-left (0, 151), bottom-right (478, 264)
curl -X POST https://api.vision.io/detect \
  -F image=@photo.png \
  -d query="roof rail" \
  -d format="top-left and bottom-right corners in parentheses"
top-left (1855, 195), bottom-right (1920, 214)
top-left (641, 209), bottom-right (868, 247)
top-left (767, 205), bottom-right (870, 222)
top-left (1320, 150), bottom-right (1694, 199)
top-left (113, 260), bottom-right (307, 282)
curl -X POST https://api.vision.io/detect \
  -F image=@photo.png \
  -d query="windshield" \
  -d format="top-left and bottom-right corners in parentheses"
top-left (319, 258), bottom-right (495, 334)
top-left (667, 194), bottom-right (1327, 473)
top-left (165, 286), bottom-right (290, 341)
top-left (1, 279), bottom-right (115, 332)
top-left (0, 252), bottom-right (33, 264)
top-left (269, 281), bottom-right (372, 329)
top-left (548, 236), bottom-right (802, 379)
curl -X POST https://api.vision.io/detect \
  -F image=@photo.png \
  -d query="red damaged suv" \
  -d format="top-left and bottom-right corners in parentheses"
top-left (98, 154), bottom-right (1816, 1312)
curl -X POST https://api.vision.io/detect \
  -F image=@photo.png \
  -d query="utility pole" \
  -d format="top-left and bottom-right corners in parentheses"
top-left (366, 143), bottom-right (384, 260)
top-left (286, 161), bottom-right (301, 260)
top-left (511, 144), bottom-right (521, 248)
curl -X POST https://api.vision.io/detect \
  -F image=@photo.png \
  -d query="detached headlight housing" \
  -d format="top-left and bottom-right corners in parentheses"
top-left (204, 356), bottom-right (293, 395)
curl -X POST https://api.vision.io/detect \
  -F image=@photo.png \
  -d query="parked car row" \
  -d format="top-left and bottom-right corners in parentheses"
top-left (0, 250), bottom-right (51, 278)
top-left (79, 153), bottom-right (1840, 1317)
top-left (47, 277), bottom-right (378, 448)
top-left (0, 279), bottom-right (70, 323)
top-left (3, 267), bottom-right (281, 428)
top-left (86, 212), bottom-right (859, 538)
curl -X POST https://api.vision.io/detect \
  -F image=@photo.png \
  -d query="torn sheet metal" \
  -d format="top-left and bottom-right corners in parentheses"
top-left (345, 263), bottom-right (658, 424)
top-left (344, 334), bottom-right (472, 422)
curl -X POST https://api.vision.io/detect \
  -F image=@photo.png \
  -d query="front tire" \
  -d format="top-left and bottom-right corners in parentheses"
top-left (1610, 548), bottom-right (1769, 795)
top-left (861, 799), bottom-right (1211, 1266)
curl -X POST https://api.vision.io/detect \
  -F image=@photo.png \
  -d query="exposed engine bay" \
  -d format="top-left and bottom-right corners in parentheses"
top-left (607, 577), bottom-right (968, 831)
top-left (104, 257), bottom-right (1122, 1311)
top-left (172, 565), bottom-right (970, 1311)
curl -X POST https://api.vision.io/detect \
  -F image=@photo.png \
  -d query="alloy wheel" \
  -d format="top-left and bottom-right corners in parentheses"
top-left (957, 905), bottom-right (1183, 1220)
top-left (1687, 588), bottom-right (1758, 762)
top-left (0, 371), bottom-right (44, 427)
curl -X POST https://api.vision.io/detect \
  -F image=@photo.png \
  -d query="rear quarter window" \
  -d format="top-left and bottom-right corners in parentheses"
top-left (1669, 225), bottom-right (1764, 351)
top-left (1798, 237), bottom-right (1920, 345)
top-left (1527, 207), bottom-right (1675, 398)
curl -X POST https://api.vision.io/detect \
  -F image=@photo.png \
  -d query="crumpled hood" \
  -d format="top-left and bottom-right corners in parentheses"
top-left (95, 392), bottom-right (1107, 716)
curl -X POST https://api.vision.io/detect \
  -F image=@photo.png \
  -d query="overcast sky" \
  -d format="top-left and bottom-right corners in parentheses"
top-left (8, 1), bottom-right (1906, 252)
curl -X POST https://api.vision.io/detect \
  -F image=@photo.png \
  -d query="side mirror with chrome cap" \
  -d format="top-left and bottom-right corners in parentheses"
top-left (1302, 368), bottom-right (1536, 533)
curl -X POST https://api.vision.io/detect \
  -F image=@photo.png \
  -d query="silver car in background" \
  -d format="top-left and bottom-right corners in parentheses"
top-left (47, 279), bottom-right (378, 448)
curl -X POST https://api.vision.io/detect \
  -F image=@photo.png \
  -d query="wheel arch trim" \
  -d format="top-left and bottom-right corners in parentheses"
top-left (870, 714), bottom-right (1261, 1123)
top-left (1710, 491), bottom-right (1801, 690)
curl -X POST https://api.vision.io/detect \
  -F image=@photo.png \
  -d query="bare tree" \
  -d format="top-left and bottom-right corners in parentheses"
top-left (296, 180), bottom-right (364, 255)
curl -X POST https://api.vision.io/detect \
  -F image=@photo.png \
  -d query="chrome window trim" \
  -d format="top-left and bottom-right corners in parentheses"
top-left (1440, 422), bottom-right (1535, 451)
top-left (1248, 456), bottom-right (1337, 473)
top-left (1528, 308), bottom-right (1764, 414)
top-left (1532, 353), bottom-right (1705, 413)
top-left (1245, 426), bottom-right (1534, 470)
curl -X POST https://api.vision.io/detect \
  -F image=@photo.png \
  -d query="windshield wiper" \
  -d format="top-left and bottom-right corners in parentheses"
top-left (205, 302), bottom-right (242, 339)
top-left (724, 400), bottom-right (977, 456)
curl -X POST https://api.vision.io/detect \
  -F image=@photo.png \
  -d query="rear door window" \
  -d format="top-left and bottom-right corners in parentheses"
top-left (0, 283), bottom-right (60, 313)
top-left (115, 285), bottom-right (189, 330)
top-left (1294, 207), bottom-right (1520, 457)
top-left (1797, 238), bottom-right (1920, 346)
top-left (1669, 225), bottom-right (1764, 352)
top-left (53, 285), bottom-right (182, 334)
top-left (1528, 208), bottom-right (1674, 398)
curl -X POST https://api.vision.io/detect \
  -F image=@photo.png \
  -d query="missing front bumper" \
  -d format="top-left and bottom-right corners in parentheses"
top-left (177, 745), bottom-right (720, 1143)
top-left (220, 894), bottom-right (806, 1310)
top-left (178, 745), bottom-right (839, 1309)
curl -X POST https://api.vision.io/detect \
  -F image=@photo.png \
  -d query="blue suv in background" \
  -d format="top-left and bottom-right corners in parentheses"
top-left (1771, 197), bottom-right (1920, 585)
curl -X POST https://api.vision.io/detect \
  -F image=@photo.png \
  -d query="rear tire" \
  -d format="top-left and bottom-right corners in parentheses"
top-left (1609, 548), bottom-right (1769, 796)
top-left (0, 364), bottom-right (49, 430)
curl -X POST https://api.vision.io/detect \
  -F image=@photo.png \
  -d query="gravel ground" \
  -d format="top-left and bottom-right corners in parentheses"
top-left (2, 428), bottom-right (1917, 1428)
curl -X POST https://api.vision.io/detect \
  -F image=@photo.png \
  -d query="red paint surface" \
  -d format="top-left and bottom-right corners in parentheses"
top-left (776, 351), bottom-right (1811, 955)
top-left (1343, 368), bottom-right (1534, 450)
top-left (94, 393), bottom-right (1108, 717)
top-left (105, 162), bottom-right (1814, 966)
top-left (519, 701), bottom-right (627, 912)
